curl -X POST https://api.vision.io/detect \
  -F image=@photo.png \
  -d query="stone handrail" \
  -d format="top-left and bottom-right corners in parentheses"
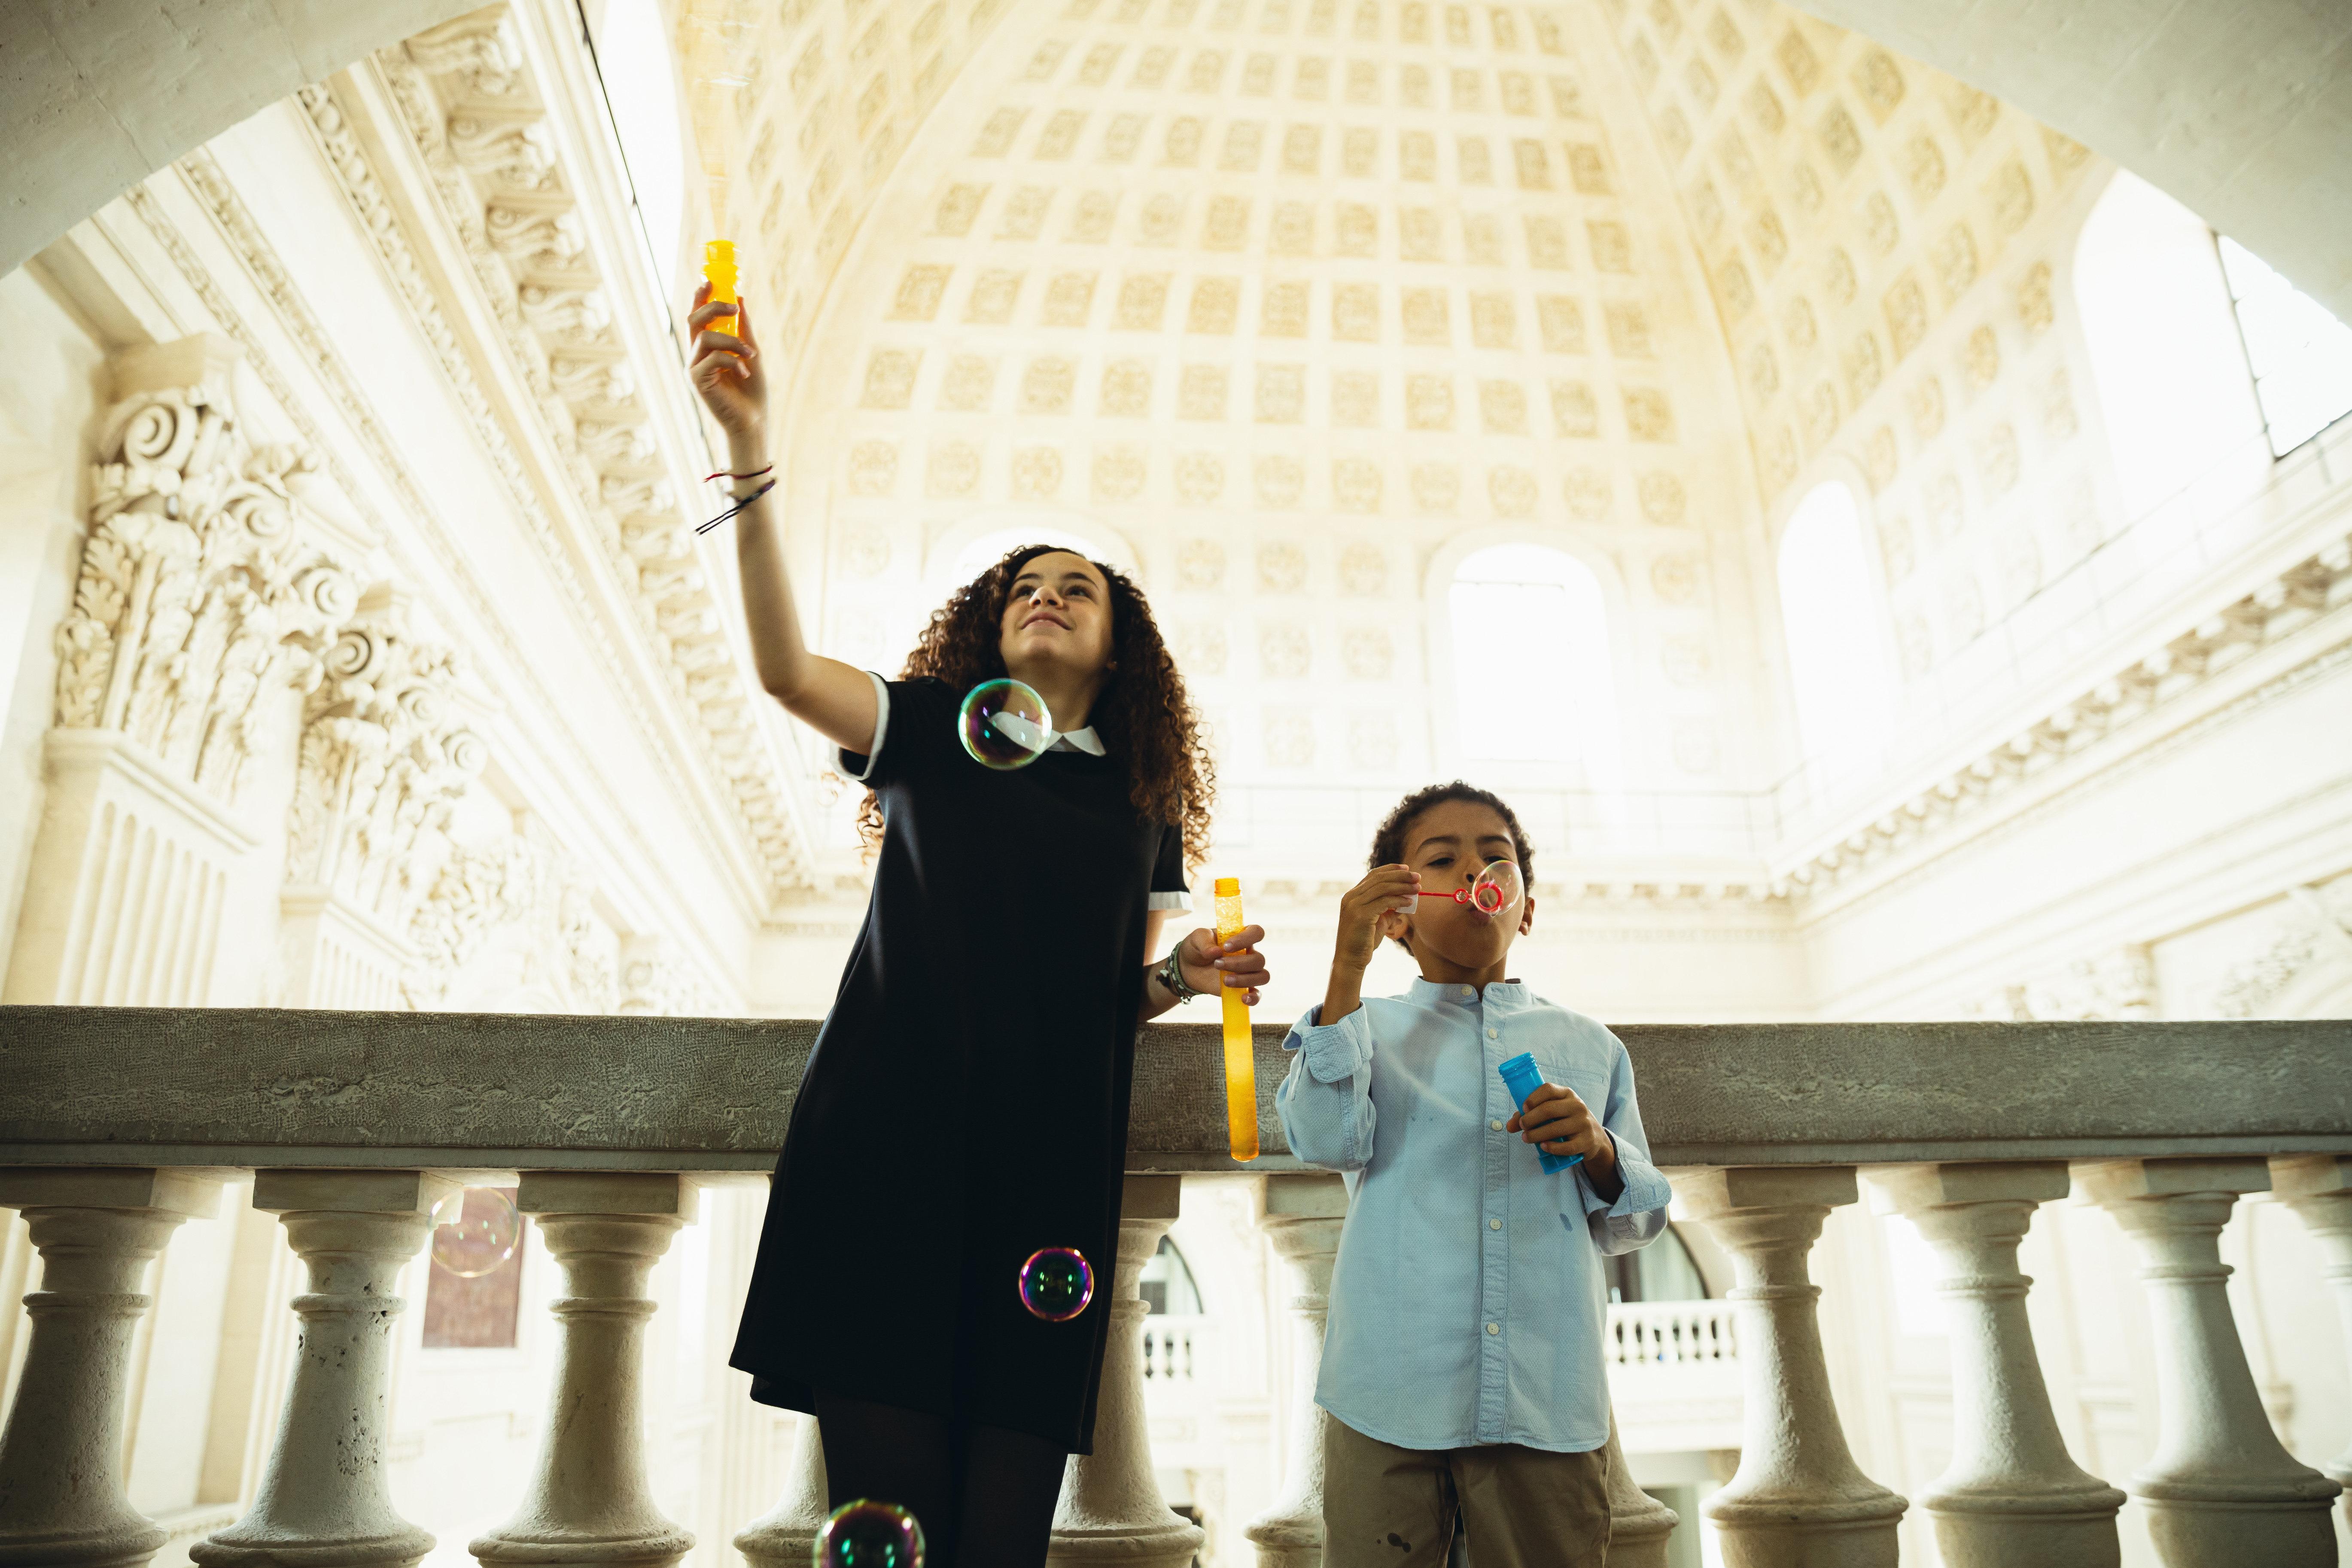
top-left (0, 1008), bottom-right (2346, 1172)
top-left (0, 1007), bottom-right (2347, 1568)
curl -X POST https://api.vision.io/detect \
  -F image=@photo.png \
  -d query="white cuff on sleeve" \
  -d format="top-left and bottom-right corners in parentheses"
top-left (838, 671), bottom-right (892, 782)
top-left (1147, 890), bottom-right (1193, 911)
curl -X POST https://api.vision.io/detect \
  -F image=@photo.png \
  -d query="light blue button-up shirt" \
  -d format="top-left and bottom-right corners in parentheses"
top-left (1275, 978), bottom-right (1673, 1453)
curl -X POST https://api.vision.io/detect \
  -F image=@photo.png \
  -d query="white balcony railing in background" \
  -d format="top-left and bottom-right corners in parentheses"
top-left (0, 1009), bottom-right (2346, 1568)
top-left (1606, 1300), bottom-right (1744, 1455)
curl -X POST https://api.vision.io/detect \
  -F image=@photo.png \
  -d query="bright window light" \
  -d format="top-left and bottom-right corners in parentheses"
top-left (949, 526), bottom-right (1108, 587)
top-left (1449, 544), bottom-right (1619, 782)
top-left (2073, 172), bottom-right (2268, 520)
top-left (1777, 483), bottom-right (1894, 772)
top-left (594, 0), bottom-right (687, 298)
top-left (2217, 237), bottom-right (2352, 457)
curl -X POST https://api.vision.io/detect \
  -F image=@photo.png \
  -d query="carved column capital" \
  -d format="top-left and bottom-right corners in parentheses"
top-left (56, 337), bottom-right (360, 810)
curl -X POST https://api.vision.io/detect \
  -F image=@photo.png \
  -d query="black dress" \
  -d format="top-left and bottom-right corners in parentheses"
top-left (730, 676), bottom-right (1189, 1453)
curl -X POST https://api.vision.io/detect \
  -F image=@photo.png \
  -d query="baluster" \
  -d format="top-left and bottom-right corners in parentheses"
top-left (2272, 1154), bottom-right (2352, 1519)
top-left (734, 1415), bottom-right (828, 1568)
top-left (1049, 1176), bottom-right (1203, 1568)
top-left (1674, 1166), bottom-right (1906, 1568)
top-left (194, 1170), bottom-right (451, 1568)
top-left (1603, 1411), bottom-right (1680, 1568)
top-left (472, 1172), bottom-right (695, 1568)
top-left (0, 1168), bottom-right (220, 1568)
top-left (1242, 1172), bottom-right (1349, 1568)
top-left (2079, 1158), bottom-right (2340, 1565)
top-left (1872, 1162), bottom-right (2125, 1567)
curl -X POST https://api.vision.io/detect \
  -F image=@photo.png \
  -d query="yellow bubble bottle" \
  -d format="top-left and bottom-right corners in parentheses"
top-left (704, 239), bottom-right (740, 338)
top-left (1214, 877), bottom-right (1259, 1162)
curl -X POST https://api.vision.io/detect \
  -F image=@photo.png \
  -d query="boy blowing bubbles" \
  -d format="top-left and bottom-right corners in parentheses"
top-left (1277, 783), bottom-right (1673, 1568)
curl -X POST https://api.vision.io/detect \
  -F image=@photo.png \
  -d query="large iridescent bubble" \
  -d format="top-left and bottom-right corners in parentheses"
top-left (815, 1499), bottom-right (925, 1568)
top-left (1017, 1246), bottom-right (1095, 1322)
top-left (958, 679), bottom-right (1054, 770)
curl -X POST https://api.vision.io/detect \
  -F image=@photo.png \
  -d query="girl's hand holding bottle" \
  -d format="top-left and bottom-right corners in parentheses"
top-left (1177, 925), bottom-right (1268, 1007)
top-left (689, 282), bottom-right (767, 460)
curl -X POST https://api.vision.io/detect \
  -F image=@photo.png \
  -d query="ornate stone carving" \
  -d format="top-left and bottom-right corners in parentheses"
top-left (55, 345), bottom-right (360, 810)
top-left (285, 596), bottom-right (484, 937)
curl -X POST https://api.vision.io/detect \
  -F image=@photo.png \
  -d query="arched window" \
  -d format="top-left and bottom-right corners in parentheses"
top-left (2217, 238), bottom-right (2352, 458)
top-left (2074, 172), bottom-right (2269, 520)
top-left (593, 0), bottom-right (687, 298)
top-left (1448, 545), bottom-right (1619, 786)
top-left (1776, 482), bottom-right (1895, 773)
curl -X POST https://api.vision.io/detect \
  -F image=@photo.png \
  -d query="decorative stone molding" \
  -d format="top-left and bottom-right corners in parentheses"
top-left (616, 934), bottom-right (721, 1018)
top-left (54, 337), bottom-right (361, 813)
top-left (2211, 877), bottom-right (2352, 1018)
top-left (1962, 944), bottom-right (2157, 1023)
top-left (281, 6), bottom-right (809, 906)
top-left (1784, 532), bottom-right (2352, 898)
top-left (286, 594), bottom-right (484, 932)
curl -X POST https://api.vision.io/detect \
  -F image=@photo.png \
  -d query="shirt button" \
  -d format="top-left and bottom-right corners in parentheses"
top-left (1486, 1027), bottom-right (1498, 1039)
top-left (1489, 1118), bottom-right (1503, 1131)
top-left (1486, 1322), bottom-right (1500, 1335)
top-left (1461, 987), bottom-right (1475, 1000)
top-left (1489, 1218), bottom-right (1502, 1230)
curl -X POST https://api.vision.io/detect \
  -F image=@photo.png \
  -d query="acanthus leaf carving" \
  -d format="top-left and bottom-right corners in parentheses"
top-left (55, 365), bottom-right (360, 808)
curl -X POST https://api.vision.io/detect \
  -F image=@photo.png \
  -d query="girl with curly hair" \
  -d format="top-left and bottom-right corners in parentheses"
top-left (688, 288), bottom-right (1267, 1568)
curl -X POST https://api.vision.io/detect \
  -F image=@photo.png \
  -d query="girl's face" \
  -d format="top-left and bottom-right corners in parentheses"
top-left (1385, 798), bottom-right (1534, 970)
top-left (998, 551), bottom-right (1115, 679)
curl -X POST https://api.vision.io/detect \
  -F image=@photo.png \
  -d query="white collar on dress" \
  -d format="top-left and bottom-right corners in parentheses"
top-left (1050, 727), bottom-right (1105, 755)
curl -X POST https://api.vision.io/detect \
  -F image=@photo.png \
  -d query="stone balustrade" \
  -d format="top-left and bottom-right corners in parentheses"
top-left (0, 1009), bottom-right (2346, 1568)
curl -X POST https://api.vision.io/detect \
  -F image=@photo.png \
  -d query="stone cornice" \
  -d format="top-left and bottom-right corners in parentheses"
top-left (282, 12), bottom-right (813, 907)
top-left (1776, 509), bottom-right (2352, 904)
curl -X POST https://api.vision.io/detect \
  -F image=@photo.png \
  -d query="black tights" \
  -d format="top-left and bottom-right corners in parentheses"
top-left (815, 1393), bottom-right (1068, 1568)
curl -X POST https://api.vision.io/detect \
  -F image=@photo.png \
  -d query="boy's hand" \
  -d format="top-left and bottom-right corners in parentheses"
top-left (1507, 1083), bottom-right (1616, 1169)
top-left (1179, 925), bottom-right (1268, 1006)
top-left (1332, 865), bottom-right (1419, 974)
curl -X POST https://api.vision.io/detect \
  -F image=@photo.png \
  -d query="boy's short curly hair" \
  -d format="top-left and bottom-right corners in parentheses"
top-left (1369, 783), bottom-right (1537, 950)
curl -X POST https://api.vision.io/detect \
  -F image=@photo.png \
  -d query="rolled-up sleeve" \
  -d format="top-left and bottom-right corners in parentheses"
top-left (1276, 1005), bottom-right (1378, 1171)
top-left (1577, 1036), bottom-right (1672, 1254)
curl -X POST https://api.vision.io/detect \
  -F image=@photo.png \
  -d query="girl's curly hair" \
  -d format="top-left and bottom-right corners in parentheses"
top-left (857, 544), bottom-right (1217, 868)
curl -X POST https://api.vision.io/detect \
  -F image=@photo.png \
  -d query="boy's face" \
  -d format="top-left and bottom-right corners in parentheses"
top-left (1384, 799), bottom-right (1534, 969)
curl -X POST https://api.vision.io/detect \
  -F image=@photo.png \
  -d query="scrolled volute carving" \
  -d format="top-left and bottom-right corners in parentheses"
top-left (55, 375), bottom-right (359, 806)
top-left (286, 604), bottom-right (486, 928)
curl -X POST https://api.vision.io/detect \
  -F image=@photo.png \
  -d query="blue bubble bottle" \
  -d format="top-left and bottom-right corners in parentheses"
top-left (1496, 1052), bottom-right (1583, 1173)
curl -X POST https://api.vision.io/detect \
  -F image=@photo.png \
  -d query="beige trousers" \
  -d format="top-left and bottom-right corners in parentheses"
top-left (1322, 1412), bottom-right (1611, 1568)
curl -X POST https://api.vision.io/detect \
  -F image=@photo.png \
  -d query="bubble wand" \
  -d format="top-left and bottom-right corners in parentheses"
top-left (1213, 877), bottom-right (1259, 1162)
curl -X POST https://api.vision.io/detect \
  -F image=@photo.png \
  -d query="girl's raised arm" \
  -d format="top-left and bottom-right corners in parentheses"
top-left (688, 285), bottom-right (879, 756)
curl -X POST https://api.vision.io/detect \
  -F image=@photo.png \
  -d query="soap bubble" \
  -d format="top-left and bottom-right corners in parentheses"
top-left (958, 679), bottom-right (1054, 770)
top-left (1017, 1246), bottom-right (1095, 1322)
top-left (1469, 860), bottom-right (1524, 916)
top-left (430, 1188), bottom-right (520, 1279)
top-left (815, 1500), bottom-right (925, 1568)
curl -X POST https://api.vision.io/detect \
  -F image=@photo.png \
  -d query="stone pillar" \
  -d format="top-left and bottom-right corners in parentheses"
top-left (1600, 1411), bottom-right (1679, 1568)
top-left (192, 1169), bottom-right (453, 1568)
top-left (733, 1415), bottom-right (828, 1568)
top-left (1049, 1175), bottom-right (1204, 1568)
top-left (1871, 1163), bottom-right (2125, 1568)
top-left (2272, 1154), bottom-right (2352, 1514)
top-left (2078, 1158), bottom-right (2340, 1566)
top-left (1673, 1166), bottom-right (1906, 1568)
top-left (1245, 1173), bottom-right (1348, 1568)
top-left (0, 1168), bottom-right (220, 1568)
top-left (472, 1172), bottom-right (695, 1568)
